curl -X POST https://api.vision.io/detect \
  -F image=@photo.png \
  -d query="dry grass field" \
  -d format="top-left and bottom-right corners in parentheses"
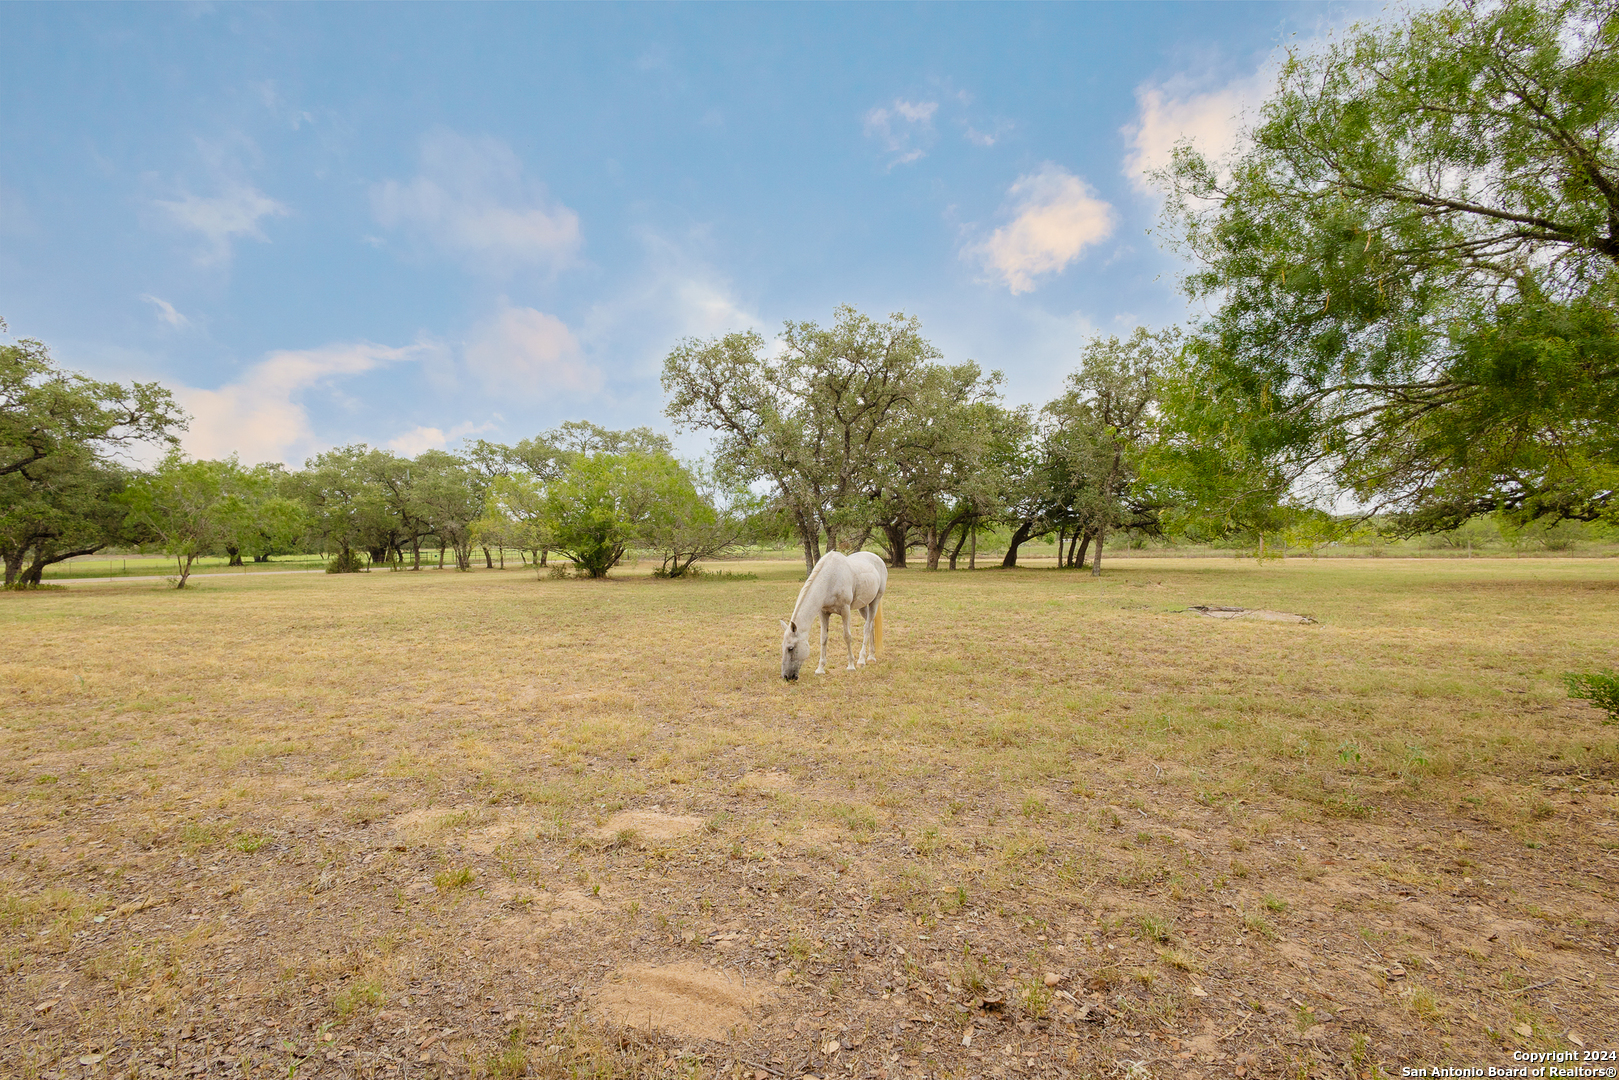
top-left (2, 557), bottom-right (1616, 1080)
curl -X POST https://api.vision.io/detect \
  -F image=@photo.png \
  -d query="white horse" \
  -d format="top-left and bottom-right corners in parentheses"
top-left (780, 550), bottom-right (887, 680)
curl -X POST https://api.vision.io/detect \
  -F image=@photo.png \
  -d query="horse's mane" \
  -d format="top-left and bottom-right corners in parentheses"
top-left (790, 552), bottom-right (832, 624)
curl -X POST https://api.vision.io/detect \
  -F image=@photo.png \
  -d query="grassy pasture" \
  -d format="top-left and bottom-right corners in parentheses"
top-left (1, 558), bottom-right (1616, 1079)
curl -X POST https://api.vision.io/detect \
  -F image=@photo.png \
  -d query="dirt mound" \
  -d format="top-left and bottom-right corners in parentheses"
top-left (591, 961), bottom-right (773, 1041)
top-left (596, 809), bottom-right (705, 841)
top-left (1187, 605), bottom-right (1317, 624)
top-left (743, 769), bottom-right (795, 790)
top-left (392, 804), bottom-right (543, 854)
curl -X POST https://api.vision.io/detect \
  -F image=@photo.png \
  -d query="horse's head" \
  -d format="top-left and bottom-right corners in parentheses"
top-left (780, 619), bottom-right (808, 681)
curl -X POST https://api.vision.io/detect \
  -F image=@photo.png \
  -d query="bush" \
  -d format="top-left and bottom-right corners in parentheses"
top-left (1564, 669), bottom-right (1619, 724)
top-left (325, 550), bottom-right (367, 574)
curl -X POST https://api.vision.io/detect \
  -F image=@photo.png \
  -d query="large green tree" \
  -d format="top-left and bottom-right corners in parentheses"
top-left (0, 449), bottom-right (131, 587)
top-left (289, 446), bottom-right (378, 572)
top-left (542, 450), bottom-right (700, 577)
top-left (411, 450), bottom-right (483, 571)
top-left (664, 306), bottom-right (1005, 572)
top-left (120, 454), bottom-right (252, 588)
top-left (1155, 0), bottom-right (1619, 531)
top-left (2, 326), bottom-right (182, 482)
top-left (870, 364), bottom-right (1009, 569)
top-left (1046, 328), bottom-right (1173, 575)
top-left (1, 323), bottom-right (184, 585)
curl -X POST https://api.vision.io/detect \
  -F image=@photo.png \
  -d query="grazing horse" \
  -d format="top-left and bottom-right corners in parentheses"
top-left (780, 550), bottom-right (887, 680)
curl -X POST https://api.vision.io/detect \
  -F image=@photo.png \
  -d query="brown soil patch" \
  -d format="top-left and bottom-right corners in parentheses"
top-left (741, 769), bottom-right (795, 791)
top-left (596, 809), bottom-right (705, 841)
top-left (393, 804), bottom-right (548, 854)
top-left (486, 887), bottom-right (607, 933)
top-left (590, 961), bottom-right (774, 1042)
top-left (1188, 604), bottom-right (1317, 623)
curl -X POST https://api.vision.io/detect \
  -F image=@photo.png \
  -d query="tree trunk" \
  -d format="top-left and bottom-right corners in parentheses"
top-left (1075, 529), bottom-right (1094, 571)
top-left (482, 546), bottom-right (493, 569)
top-left (254, 552), bottom-right (270, 563)
top-left (3, 548), bottom-right (24, 588)
top-left (1094, 461), bottom-right (1119, 578)
top-left (948, 520), bottom-right (970, 570)
top-left (498, 547), bottom-right (504, 569)
top-left (1055, 526), bottom-right (1066, 568)
top-left (20, 544), bottom-right (103, 586)
top-left (969, 522), bottom-right (976, 570)
top-left (540, 547), bottom-right (548, 567)
top-left (1001, 520), bottom-right (1034, 568)
top-left (175, 552), bottom-right (196, 589)
top-left (226, 545), bottom-right (244, 567)
top-left (882, 523), bottom-right (908, 569)
top-left (411, 537), bottom-right (421, 570)
top-left (925, 523), bottom-right (944, 570)
top-left (798, 513), bottom-right (821, 574)
top-left (437, 542), bottom-right (446, 570)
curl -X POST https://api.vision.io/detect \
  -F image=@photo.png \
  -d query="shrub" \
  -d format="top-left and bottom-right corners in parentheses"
top-left (1564, 669), bottom-right (1619, 724)
top-left (325, 549), bottom-right (367, 574)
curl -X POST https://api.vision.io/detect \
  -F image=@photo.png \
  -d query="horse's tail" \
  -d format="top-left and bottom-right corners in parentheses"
top-left (874, 599), bottom-right (883, 656)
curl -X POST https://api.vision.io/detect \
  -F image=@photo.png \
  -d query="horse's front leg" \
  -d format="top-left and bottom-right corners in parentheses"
top-left (815, 612), bottom-right (830, 674)
top-left (842, 604), bottom-right (856, 670)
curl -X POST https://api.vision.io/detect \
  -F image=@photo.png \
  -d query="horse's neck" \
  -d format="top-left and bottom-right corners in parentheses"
top-left (792, 553), bottom-right (837, 624)
top-left (791, 577), bottom-right (826, 625)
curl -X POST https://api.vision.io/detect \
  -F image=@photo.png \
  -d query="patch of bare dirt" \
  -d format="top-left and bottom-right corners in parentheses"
top-left (589, 961), bottom-right (775, 1041)
top-left (1187, 604), bottom-right (1317, 623)
top-left (596, 809), bottom-right (705, 841)
top-left (741, 769), bottom-right (795, 791)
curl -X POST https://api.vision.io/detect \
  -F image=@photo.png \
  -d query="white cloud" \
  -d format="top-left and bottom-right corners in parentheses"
top-left (386, 420), bottom-right (493, 457)
top-left (386, 425), bottom-right (449, 456)
top-left (372, 130), bottom-right (581, 274)
top-left (141, 295), bottom-right (190, 328)
top-left (965, 164), bottom-right (1116, 294)
top-left (1120, 70), bottom-right (1270, 192)
top-left (155, 183), bottom-right (290, 266)
top-left (963, 124), bottom-right (1002, 148)
top-left (465, 303), bottom-right (599, 397)
top-left (864, 99), bottom-right (938, 166)
top-left (177, 341), bottom-right (425, 465)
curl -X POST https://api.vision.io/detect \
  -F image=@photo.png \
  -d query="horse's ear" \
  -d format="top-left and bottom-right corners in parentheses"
top-left (781, 619), bottom-right (792, 632)
top-left (789, 620), bottom-right (797, 633)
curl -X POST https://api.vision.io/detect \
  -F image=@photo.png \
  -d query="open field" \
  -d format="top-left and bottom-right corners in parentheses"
top-left (2, 558), bottom-right (1616, 1079)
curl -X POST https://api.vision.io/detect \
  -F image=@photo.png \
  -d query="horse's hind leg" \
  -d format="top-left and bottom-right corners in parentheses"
top-left (815, 612), bottom-right (830, 675)
top-left (857, 604), bottom-right (872, 664)
top-left (842, 605), bottom-right (856, 670)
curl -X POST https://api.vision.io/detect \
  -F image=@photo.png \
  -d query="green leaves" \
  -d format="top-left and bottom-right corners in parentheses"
top-left (120, 453), bottom-right (259, 586)
top-left (1, 327), bottom-right (186, 585)
top-left (1155, 0), bottom-right (1619, 531)
top-left (664, 306), bottom-right (1006, 568)
top-left (540, 450), bottom-right (715, 578)
top-left (1, 334), bottom-right (184, 482)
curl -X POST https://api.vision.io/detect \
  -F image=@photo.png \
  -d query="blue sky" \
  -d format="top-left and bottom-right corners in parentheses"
top-left (1, 2), bottom-right (1379, 466)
